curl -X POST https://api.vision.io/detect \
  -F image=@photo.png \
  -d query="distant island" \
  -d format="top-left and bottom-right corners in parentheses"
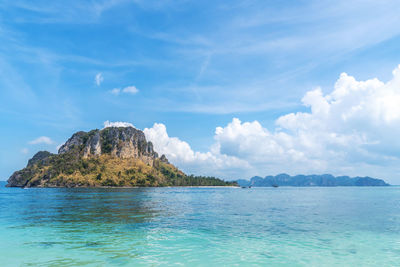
top-left (237, 174), bottom-right (389, 187)
top-left (7, 126), bottom-right (236, 188)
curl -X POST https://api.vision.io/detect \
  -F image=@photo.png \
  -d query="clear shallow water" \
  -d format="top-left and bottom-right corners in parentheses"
top-left (1, 182), bottom-right (400, 266)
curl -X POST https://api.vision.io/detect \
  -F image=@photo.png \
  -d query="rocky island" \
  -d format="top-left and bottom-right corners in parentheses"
top-left (7, 126), bottom-right (236, 188)
top-left (237, 173), bottom-right (389, 187)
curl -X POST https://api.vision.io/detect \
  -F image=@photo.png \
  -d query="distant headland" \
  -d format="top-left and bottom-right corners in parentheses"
top-left (6, 126), bottom-right (236, 188)
top-left (237, 174), bottom-right (389, 187)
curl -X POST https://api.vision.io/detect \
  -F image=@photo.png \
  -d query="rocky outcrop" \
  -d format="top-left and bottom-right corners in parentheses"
top-left (58, 127), bottom-right (158, 165)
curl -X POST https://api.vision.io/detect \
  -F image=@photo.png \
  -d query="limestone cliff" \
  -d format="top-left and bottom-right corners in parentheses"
top-left (58, 127), bottom-right (157, 164)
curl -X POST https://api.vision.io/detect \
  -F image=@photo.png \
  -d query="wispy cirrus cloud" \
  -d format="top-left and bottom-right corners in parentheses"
top-left (1, 0), bottom-right (131, 24)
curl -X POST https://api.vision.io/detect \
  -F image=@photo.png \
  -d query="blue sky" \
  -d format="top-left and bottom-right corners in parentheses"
top-left (2, 0), bottom-right (400, 183)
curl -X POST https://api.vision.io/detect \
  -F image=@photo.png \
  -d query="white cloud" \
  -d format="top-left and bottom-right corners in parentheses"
top-left (122, 85), bottom-right (139, 94)
top-left (143, 65), bottom-right (400, 182)
top-left (95, 72), bottom-right (103, 86)
top-left (103, 120), bottom-right (135, 128)
top-left (21, 148), bottom-right (29, 154)
top-left (144, 123), bottom-right (248, 177)
top-left (28, 136), bottom-right (54, 145)
top-left (109, 85), bottom-right (139, 95)
top-left (110, 88), bottom-right (120, 95)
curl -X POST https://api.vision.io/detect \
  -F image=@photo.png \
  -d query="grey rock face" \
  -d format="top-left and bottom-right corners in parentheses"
top-left (58, 131), bottom-right (86, 154)
top-left (82, 131), bottom-right (101, 157)
top-left (58, 126), bottom-right (159, 165)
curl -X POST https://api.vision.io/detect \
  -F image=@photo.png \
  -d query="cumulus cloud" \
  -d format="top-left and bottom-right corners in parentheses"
top-left (209, 65), bottom-right (400, 180)
top-left (144, 123), bottom-right (248, 177)
top-left (274, 67), bottom-right (400, 160)
top-left (109, 85), bottom-right (139, 95)
top-left (95, 72), bottom-right (104, 86)
top-left (141, 65), bottom-right (400, 182)
top-left (21, 148), bottom-right (29, 154)
top-left (103, 120), bottom-right (135, 128)
top-left (28, 136), bottom-right (54, 145)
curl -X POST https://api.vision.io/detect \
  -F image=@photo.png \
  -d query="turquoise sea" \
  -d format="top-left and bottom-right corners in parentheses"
top-left (1, 181), bottom-right (400, 266)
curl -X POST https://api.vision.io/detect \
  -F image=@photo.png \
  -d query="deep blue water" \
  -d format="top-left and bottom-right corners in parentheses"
top-left (1, 181), bottom-right (400, 266)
